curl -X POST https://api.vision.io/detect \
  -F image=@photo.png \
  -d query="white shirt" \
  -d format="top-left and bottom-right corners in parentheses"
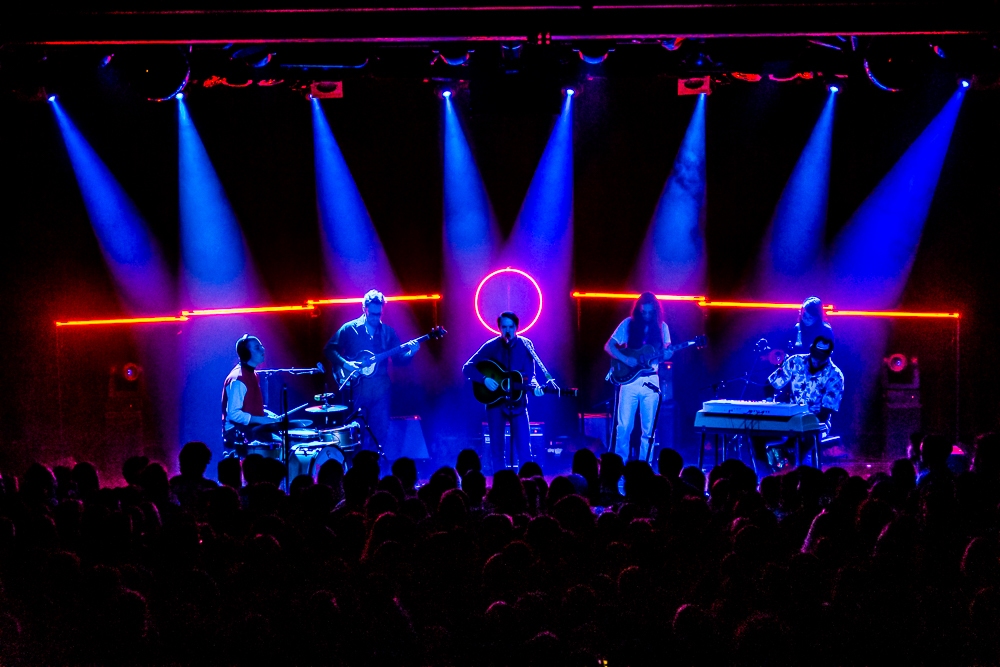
top-left (224, 379), bottom-right (253, 431)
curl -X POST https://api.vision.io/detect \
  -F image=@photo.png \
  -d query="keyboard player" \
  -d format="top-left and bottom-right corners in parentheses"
top-left (753, 336), bottom-right (844, 474)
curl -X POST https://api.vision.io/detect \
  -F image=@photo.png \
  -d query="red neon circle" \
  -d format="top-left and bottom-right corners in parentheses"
top-left (475, 267), bottom-right (543, 334)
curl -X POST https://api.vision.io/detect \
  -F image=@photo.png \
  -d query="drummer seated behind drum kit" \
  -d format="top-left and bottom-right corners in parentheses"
top-left (227, 392), bottom-right (361, 478)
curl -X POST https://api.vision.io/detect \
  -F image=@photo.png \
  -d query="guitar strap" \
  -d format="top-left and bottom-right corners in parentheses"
top-left (523, 338), bottom-right (560, 390)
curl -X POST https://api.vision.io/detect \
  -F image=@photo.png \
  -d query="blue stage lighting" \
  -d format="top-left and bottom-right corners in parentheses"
top-left (176, 92), bottom-right (184, 100)
top-left (633, 93), bottom-right (707, 293)
top-left (828, 84), bottom-right (840, 94)
top-left (442, 89), bottom-right (452, 98)
top-left (51, 99), bottom-right (173, 314)
top-left (960, 79), bottom-right (970, 88)
top-left (565, 88), bottom-right (575, 96)
top-left (47, 94), bottom-right (56, 102)
top-left (828, 86), bottom-right (966, 308)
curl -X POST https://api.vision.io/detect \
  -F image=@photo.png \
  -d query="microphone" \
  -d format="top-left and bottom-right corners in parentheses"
top-left (315, 362), bottom-right (325, 375)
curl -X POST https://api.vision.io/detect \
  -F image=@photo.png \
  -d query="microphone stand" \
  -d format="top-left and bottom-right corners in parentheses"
top-left (282, 385), bottom-right (290, 491)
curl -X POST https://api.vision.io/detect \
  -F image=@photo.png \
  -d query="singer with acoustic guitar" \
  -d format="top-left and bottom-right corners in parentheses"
top-left (463, 311), bottom-right (545, 472)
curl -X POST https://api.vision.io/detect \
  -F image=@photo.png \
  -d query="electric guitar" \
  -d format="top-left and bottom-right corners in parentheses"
top-left (337, 326), bottom-right (448, 388)
top-left (609, 335), bottom-right (707, 385)
top-left (472, 360), bottom-right (578, 406)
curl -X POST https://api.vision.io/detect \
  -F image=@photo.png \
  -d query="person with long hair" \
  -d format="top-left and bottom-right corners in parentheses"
top-left (604, 292), bottom-right (672, 461)
top-left (791, 296), bottom-right (834, 354)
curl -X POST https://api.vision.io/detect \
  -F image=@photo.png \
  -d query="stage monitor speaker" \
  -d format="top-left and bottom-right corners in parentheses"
top-left (582, 413), bottom-right (610, 447)
top-left (387, 416), bottom-right (429, 460)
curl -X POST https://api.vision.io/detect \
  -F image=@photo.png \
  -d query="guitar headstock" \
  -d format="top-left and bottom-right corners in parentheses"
top-left (429, 326), bottom-right (448, 339)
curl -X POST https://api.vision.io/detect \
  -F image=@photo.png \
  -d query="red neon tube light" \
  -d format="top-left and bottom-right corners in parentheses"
top-left (307, 294), bottom-right (442, 305)
top-left (56, 316), bottom-right (189, 327)
top-left (572, 292), bottom-right (958, 319)
top-left (572, 291), bottom-right (705, 302)
top-left (56, 294), bottom-right (441, 327)
top-left (827, 309), bottom-right (960, 319)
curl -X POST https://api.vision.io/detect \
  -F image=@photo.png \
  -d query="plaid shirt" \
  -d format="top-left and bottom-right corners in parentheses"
top-left (769, 354), bottom-right (844, 417)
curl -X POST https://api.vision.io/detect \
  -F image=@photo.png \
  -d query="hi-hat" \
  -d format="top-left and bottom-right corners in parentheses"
top-left (306, 404), bottom-right (348, 413)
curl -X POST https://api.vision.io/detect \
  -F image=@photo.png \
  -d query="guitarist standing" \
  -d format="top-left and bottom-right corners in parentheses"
top-left (324, 289), bottom-right (420, 452)
top-left (463, 311), bottom-right (545, 473)
top-left (604, 292), bottom-right (672, 461)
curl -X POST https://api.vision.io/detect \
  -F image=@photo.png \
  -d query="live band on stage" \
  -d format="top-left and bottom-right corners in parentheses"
top-left (221, 289), bottom-right (844, 480)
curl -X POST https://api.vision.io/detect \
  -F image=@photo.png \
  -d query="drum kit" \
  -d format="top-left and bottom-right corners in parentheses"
top-left (243, 392), bottom-right (361, 476)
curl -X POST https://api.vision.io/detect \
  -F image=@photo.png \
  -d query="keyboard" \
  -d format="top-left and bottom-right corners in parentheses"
top-left (700, 399), bottom-right (811, 417)
top-left (695, 399), bottom-right (821, 435)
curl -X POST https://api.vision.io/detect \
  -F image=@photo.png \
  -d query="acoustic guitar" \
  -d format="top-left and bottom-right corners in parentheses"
top-left (609, 335), bottom-right (707, 385)
top-left (472, 359), bottom-right (578, 406)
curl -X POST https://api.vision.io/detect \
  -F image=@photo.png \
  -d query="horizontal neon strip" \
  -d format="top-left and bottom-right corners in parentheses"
top-left (572, 291), bottom-right (705, 302)
top-left (700, 301), bottom-right (812, 310)
top-left (572, 292), bottom-right (957, 319)
top-left (56, 316), bottom-right (189, 327)
top-left (182, 305), bottom-right (315, 316)
top-left (57, 294), bottom-right (441, 327)
top-left (827, 310), bottom-right (960, 319)
top-left (307, 294), bottom-right (442, 305)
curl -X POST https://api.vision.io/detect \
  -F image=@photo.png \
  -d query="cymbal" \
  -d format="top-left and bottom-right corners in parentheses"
top-left (314, 392), bottom-right (338, 402)
top-left (306, 404), bottom-right (349, 413)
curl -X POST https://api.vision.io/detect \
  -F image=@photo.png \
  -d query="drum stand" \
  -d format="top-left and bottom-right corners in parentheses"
top-left (644, 381), bottom-right (664, 465)
top-left (341, 381), bottom-right (384, 459)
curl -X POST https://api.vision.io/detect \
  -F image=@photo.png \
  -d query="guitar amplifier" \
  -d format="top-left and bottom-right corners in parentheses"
top-left (482, 422), bottom-right (545, 459)
top-left (387, 416), bottom-right (429, 460)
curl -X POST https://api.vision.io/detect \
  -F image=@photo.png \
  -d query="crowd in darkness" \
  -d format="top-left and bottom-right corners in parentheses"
top-left (1, 432), bottom-right (1000, 666)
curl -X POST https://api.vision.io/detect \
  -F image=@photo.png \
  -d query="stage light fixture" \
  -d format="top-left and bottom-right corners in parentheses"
top-left (442, 89), bottom-right (452, 98)
top-left (310, 81), bottom-right (343, 99)
top-left (960, 79), bottom-right (970, 88)
top-left (828, 84), bottom-right (840, 93)
top-left (435, 49), bottom-right (472, 66)
top-left (678, 76), bottom-right (711, 96)
top-left (47, 94), bottom-right (56, 102)
top-left (176, 92), bottom-right (184, 100)
top-left (564, 88), bottom-right (575, 96)
top-left (575, 48), bottom-right (613, 65)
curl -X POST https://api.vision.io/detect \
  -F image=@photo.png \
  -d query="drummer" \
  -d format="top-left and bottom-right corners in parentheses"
top-left (222, 334), bottom-right (280, 450)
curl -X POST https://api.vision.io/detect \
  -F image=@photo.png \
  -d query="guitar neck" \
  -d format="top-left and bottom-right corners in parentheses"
top-left (370, 334), bottom-right (429, 364)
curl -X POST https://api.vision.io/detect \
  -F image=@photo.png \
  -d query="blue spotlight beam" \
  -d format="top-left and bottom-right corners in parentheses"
top-left (312, 99), bottom-right (401, 294)
top-left (502, 93), bottom-right (575, 370)
top-left (756, 91), bottom-right (836, 296)
top-left (634, 94), bottom-right (707, 293)
top-left (827, 86), bottom-right (967, 309)
top-left (506, 94), bottom-right (574, 268)
top-left (178, 98), bottom-right (262, 307)
top-left (51, 100), bottom-right (174, 314)
top-left (443, 96), bottom-right (501, 286)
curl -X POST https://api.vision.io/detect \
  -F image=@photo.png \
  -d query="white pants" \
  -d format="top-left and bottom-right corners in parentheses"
top-left (614, 374), bottom-right (660, 461)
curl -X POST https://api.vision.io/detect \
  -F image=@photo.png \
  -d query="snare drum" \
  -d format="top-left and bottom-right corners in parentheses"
top-left (272, 428), bottom-right (321, 444)
top-left (288, 443), bottom-right (346, 479)
top-left (318, 421), bottom-right (361, 451)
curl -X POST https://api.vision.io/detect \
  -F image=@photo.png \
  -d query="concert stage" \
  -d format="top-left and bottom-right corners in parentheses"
top-left (1, 4), bottom-right (995, 483)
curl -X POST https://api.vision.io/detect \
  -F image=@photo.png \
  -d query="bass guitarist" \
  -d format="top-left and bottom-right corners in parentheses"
top-left (463, 311), bottom-right (544, 472)
top-left (324, 289), bottom-right (419, 452)
top-left (604, 292), bottom-right (671, 461)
